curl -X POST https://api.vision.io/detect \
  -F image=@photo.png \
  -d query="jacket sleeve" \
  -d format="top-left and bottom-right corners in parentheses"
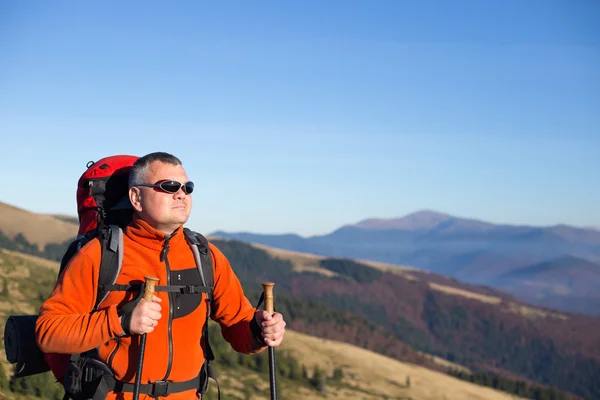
top-left (35, 240), bottom-right (125, 354)
top-left (209, 243), bottom-right (266, 354)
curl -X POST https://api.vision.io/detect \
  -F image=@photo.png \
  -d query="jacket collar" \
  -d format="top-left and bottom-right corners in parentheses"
top-left (126, 213), bottom-right (184, 251)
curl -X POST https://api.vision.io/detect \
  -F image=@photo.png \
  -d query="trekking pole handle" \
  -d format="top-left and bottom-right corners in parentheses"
top-left (143, 276), bottom-right (159, 301)
top-left (261, 282), bottom-right (275, 315)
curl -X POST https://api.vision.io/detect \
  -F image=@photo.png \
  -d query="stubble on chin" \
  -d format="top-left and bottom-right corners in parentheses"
top-left (171, 206), bottom-right (190, 225)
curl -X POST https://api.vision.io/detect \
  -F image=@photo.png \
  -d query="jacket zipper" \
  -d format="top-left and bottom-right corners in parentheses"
top-left (107, 338), bottom-right (120, 369)
top-left (160, 234), bottom-right (174, 380)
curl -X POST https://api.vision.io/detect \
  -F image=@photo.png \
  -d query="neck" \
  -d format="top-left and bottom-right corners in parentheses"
top-left (134, 213), bottom-right (182, 235)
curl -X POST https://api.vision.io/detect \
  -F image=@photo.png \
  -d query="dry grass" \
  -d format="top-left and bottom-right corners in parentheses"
top-left (428, 282), bottom-right (502, 305)
top-left (205, 330), bottom-right (525, 400)
top-left (358, 258), bottom-right (416, 273)
top-left (0, 201), bottom-right (78, 247)
top-left (250, 243), bottom-right (341, 277)
top-left (503, 302), bottom-right (567, 320)
top-left (428, 281), bottom-right (568, 321)
top-left (416, 351), bottom-right (471, 375)
top-left (251, 242), bottom-right (419, 281)
top-left (251, 243), bottom-right (323, 263)
top-left (0, 249), bottom-right (60, 271)
top-left (281, 330), bottom-right (524, 400)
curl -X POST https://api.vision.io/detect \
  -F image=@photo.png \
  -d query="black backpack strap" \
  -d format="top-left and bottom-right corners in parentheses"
top-left (94, 225), bottom-right (124, 311)
top-left (183, 228), bottom-right (218, 399)
top-left (200, 361), bottom-right (220, 399)
top-left (58, 232), bottom-right (94, 280)
top-left (184, 229), bottom-right (214, 293)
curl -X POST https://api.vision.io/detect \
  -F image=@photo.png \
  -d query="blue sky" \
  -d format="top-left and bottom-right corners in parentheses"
top-left (1, 0), bottom-right (598, 236)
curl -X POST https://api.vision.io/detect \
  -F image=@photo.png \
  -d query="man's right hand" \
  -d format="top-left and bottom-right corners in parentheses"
top-left (119, 295), bottom-right (162, 335)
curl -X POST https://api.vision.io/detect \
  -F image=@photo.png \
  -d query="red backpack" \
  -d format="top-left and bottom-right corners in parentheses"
top-left (75, 155), bottom-right (139, 235)
top-left (46, 154), bottom-right (139, 380)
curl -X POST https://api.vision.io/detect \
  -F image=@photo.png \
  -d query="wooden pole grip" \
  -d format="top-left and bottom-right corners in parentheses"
top-left (143, 276), bottom-right (159, 301)
top-left (262, 282), bottom-right (275, 315)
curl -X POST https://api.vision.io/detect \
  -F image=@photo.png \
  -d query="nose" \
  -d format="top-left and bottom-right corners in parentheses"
top-left (173, 186), bottom-right (186, 199)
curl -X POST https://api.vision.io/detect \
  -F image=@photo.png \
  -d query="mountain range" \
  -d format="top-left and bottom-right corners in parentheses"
top-left (0, 201), bottom-right (598, 399)
top-left (212, 210), bottom-right (600, 316)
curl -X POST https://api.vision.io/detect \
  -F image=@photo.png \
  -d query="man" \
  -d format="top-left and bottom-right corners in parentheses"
top-left (36, 152), bottom-right (286, 399)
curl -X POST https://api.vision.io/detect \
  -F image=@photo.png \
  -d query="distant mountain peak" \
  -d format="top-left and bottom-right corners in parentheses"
top-left (407, 209), bottom-right (453, 219)
top-left (352, 210), bottom-right (453, 230)
top-left (543, 254), bottom-right (600, 268)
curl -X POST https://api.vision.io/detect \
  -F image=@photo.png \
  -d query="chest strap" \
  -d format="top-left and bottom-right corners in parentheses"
top-left (101, 284), bottom-right (212, 296)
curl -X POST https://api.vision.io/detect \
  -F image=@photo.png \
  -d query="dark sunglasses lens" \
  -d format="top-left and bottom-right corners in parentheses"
top-left (160, 181), bottom-right (182, 193)
top-left (184, 182), bottom-right (194, 194)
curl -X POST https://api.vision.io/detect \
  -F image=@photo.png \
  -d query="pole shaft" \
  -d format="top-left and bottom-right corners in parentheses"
top-left (268, 347), bottom-right (277, 400)
top-left (133, 334), bottom-right (146, 400)
top-left (133, 276), bottom-right (159, 400)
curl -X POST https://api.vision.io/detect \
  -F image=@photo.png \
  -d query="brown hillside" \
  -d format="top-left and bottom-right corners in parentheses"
top-left (0, 248), bottom-right (524, 400)
top-left (250, 240), bottom-right (566, 321)
top-left (249, 241), bottom-right (417, 276)
top-left (283, 330), bottom-right (524, 400)
top-left (0, 201), bottom-right (78, 247)
top-left (208, 238), bottom-right (599, 398)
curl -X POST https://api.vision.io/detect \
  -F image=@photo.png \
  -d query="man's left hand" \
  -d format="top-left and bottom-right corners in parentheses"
top-left (254, 310), bottom-right (286, 347)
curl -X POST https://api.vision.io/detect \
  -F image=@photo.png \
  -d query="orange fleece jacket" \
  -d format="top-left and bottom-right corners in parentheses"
top-left (36, 215), bottom-right (265, 399)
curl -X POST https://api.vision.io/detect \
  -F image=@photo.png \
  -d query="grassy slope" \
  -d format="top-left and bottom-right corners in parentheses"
top-left (279, 330), bottom-right (523, 400)
top-left (0, 249), bottom-right (522, 400)
top-left (0, 202), bottom-right (78, 248)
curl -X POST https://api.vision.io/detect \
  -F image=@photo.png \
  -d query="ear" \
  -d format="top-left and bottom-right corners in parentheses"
top-left (129, 187), bottom-right (143, 212)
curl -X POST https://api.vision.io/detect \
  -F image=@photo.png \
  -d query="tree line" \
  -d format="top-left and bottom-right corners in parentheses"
top-left (447, 368), bottom-right (588, 400)
top-left (0, 230), bottom-right (73, 262)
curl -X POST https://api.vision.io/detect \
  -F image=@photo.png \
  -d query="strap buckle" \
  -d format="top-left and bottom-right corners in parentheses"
top-left (151, 380), bottom-right (171, 397)
top-left (185, 284), bottom-right (199, 294)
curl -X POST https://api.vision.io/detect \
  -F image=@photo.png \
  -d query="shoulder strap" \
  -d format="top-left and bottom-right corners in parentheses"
top-left (183, 228), bottom-right (219, 398)
top-left (183, 228), bottom-right (214, 295)
top-left (94, 225), bottom-right (124, 311)
top-left (58, 236), bottom-right (86, 279)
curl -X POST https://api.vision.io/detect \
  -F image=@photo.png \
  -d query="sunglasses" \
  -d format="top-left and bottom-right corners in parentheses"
top-left (134, 180), bottom-right (194, 194)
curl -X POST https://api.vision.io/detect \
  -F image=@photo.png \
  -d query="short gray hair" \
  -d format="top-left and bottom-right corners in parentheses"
top-left (129, 152), bottom-right (183, 187)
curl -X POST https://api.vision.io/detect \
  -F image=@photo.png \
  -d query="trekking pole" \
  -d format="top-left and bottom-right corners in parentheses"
top-left (262, 282), bottom-right (277, 400)
top-left (133, 276), bottom-right (159, 400)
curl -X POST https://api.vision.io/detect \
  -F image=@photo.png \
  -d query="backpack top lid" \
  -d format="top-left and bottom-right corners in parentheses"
top-left (76, 155), bottom-right (139, 235)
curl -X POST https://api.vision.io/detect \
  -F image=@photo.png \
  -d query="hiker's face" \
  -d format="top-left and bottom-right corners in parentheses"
top-left (129, 161), bottom-right (192, 233)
